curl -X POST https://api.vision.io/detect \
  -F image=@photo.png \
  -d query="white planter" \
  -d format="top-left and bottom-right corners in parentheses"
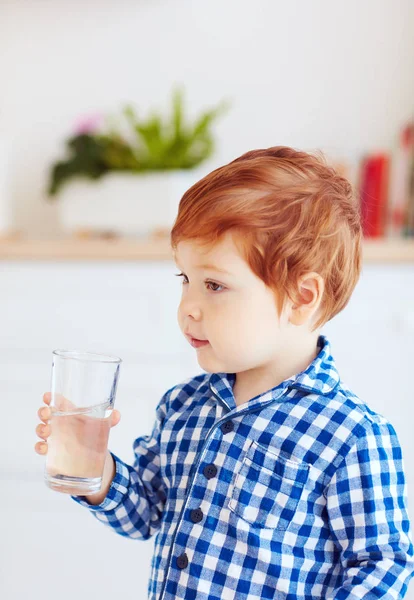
top-left (57, 166), bottom-right (211, 236)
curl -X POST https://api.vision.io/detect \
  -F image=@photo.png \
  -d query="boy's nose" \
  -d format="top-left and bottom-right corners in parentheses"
top-left (179, 296), bottom-right (202, 321)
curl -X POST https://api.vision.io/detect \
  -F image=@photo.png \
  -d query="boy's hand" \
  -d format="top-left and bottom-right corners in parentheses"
top-left (34, 392), bottom-right (121, 456)
top-left (35, 392), bottom-right (121, 501)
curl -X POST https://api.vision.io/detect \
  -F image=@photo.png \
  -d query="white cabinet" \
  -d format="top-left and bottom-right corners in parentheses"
top-left (1, 261), bottom-right (413, 600)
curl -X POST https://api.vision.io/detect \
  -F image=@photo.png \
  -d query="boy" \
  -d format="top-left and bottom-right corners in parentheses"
top-left (36, 146), bottom-right (414, 599)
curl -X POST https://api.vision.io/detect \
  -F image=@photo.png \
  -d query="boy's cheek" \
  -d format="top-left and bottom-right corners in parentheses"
top-left (176, 308), bottom-right (185, 331)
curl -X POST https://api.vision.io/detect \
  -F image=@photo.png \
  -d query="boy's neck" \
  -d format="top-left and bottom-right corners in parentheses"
top-left (232, 333), bottom-right (320, 407)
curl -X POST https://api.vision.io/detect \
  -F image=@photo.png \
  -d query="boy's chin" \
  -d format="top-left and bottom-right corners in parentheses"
top-left (196, 353), bottom-right (233, 375)
top-left (196, 353), bottom-right (221, 374)
top-left (196, 358), bottom-right (214, 373)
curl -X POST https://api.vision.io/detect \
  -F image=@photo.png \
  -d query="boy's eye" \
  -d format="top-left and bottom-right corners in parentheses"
top-left (174, 273), bottom-right (225, 293)
top-left (205, 281), bottom-right (224, 292)
top-left (175, 272), bottom-right (189, 284)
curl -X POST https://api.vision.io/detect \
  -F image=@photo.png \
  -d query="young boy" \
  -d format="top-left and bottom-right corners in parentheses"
top-left (36, 146), bottom-right (413, 599)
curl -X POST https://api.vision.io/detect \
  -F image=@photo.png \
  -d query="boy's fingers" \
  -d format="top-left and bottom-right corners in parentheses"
top-left (43, 392), bottom-right (51, 405)
top-left (36, 423), bottom-right (51, 439)
top-left (35, 441), bottom-right (47, 455)
top-left (38, 406), bottom-right (51, 422)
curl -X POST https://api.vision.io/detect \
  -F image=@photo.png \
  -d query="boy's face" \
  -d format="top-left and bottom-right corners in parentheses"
top-left (175, 232), bottom-right (292, 374)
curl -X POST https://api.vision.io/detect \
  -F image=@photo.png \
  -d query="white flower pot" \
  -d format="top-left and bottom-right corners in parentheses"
top-left (57, 166), bottom-right (211, 236)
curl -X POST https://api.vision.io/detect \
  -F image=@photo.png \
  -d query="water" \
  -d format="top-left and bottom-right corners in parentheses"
top-left (44, 401), bottom-right (112, 496)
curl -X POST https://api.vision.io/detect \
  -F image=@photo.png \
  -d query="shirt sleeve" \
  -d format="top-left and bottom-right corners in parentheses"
top-left (70, 388), bottom-right (170, 541)
top-left (325, 419), bottom-right (414, 599)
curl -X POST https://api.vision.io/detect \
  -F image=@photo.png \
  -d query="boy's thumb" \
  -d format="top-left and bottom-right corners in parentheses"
top-left (111, 409), bottom-right (121, 428)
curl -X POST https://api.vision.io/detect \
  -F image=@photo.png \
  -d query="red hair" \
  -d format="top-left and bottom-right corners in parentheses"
top-left (171, 146), bottom-right (362, 330)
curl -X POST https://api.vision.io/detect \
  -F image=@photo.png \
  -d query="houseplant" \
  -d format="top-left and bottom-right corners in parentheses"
top-left (47, 87), bottom-right (228, 236)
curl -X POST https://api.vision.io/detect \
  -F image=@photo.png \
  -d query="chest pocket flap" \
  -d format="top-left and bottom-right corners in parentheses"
top-left (228, 440), bottom-right (309, 530)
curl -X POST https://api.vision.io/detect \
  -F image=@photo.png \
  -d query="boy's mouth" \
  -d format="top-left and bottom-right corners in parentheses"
top-left (185, 334), bottom-right (210, 349)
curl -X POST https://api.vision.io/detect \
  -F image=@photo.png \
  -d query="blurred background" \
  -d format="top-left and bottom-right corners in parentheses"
top-left (1, 1), bottom-right (414, 599)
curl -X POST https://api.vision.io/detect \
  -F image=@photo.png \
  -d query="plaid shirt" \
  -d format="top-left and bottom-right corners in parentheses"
top-left (72, 335), bottom-right (414, 599)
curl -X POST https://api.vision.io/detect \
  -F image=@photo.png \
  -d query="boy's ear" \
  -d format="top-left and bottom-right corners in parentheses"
top-left (289, 272), bottom-right (324, 327)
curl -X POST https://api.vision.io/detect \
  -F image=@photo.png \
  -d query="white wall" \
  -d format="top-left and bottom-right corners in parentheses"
top-left (1, 261), bottom-right (414, 600)
top-left (0, 0), bottom-right (413, 236)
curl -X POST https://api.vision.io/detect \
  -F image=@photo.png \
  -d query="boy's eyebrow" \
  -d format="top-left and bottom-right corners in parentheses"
top-left (197, 263), bottom-right (232, 275)
top-left (175, 261), bottom-right (232, 276)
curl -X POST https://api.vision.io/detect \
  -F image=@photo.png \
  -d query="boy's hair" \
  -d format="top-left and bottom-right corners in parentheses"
top-left (171, 146), bottom-right (362, 330)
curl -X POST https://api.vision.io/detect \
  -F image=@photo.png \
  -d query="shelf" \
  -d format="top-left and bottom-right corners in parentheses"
top-left (1, 235), bottom-right (414, 263)
top-left (362, 239), bottom-right (414, 262)
top-left (0, 235), bottom-right (173, 261)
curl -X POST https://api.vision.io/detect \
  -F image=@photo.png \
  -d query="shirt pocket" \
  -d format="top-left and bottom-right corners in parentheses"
top-left (228, 440), bottom-right (309, 531)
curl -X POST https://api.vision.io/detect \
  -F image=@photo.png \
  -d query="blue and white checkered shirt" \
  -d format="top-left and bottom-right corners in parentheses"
top-left (72, 335), bottom-right (414, 599)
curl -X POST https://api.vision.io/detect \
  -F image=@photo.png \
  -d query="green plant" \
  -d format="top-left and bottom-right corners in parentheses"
top-left (47, 87), bottom-right (229, 198)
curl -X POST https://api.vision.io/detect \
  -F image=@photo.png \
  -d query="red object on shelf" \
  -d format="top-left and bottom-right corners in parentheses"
top-left (388, 123), bottom-right (414, 236)
top-left (359, 153), bottom-right (390, 238)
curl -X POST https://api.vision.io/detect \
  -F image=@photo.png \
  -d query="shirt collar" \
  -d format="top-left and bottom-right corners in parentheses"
top-left (209, 335), bottom-right (340, 410)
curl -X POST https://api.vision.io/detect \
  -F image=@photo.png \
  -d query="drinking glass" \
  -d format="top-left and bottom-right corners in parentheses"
top-left (44, 349), bottom-right (122, 495)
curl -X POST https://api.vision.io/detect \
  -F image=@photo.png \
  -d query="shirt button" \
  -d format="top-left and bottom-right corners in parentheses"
top-left (221, 420), bottom-right (234, 434)
top-left (203, 464), bottom-right (218, 479)
top-left (176, 553), bottom-right (189, 569)
top-left (190, 508), bottom-right (204, 523)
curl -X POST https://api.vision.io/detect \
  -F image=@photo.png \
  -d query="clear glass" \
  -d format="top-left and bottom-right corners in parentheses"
top-left (44, 350), bottom-right (122, 495)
